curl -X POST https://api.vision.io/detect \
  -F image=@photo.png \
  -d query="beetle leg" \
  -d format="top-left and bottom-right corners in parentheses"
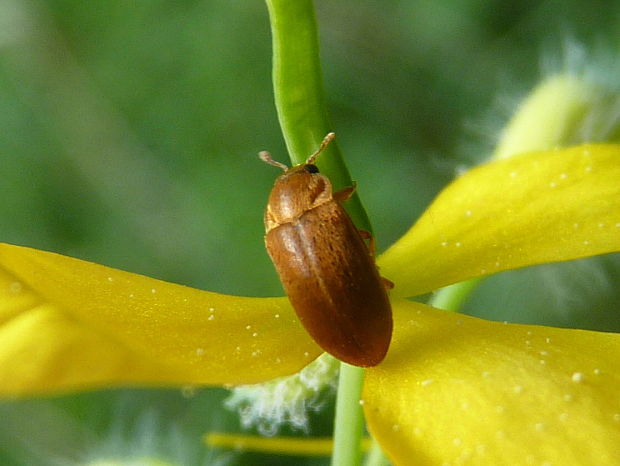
top-left (357, 230), bottom-right (394, 290)
top-left (334, 182), bottom-right (357, 203)
top-left (381, 276), bottom-right (395, 290)
top-left (358, 229), bottom-right (376, 256)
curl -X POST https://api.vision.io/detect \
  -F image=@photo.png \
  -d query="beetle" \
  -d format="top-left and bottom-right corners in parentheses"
top-left (259, 132), bottom-right (393, 367)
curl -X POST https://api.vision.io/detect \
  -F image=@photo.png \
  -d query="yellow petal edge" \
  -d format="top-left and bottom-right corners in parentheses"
top-left (379, 144), bottom-right (620, 297)
top-left (365, 299), bottom-right (620, 465)
top-left (0, 243), bottom-right (321, 397)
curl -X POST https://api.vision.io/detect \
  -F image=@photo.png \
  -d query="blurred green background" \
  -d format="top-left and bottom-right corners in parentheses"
top-left (1, 0), bottom-right (619, 464)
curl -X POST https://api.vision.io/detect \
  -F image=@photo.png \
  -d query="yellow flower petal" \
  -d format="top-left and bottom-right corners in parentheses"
top-left (0, 243), bottom-right (321, 396)
top-left (364, 299), bottom-right (620, 465)
top-left (379, 144), bottom-right (620, 297)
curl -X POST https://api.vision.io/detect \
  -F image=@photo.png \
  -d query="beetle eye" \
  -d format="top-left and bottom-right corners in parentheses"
top-left (305, 164), bottom-right (319, 174)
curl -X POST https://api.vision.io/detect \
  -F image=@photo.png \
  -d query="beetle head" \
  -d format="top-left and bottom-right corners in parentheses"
top-left (261, 133), bottom-right (336, 227)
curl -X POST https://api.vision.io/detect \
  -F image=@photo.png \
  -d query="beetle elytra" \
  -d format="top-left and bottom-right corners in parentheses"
top-left (260, 133), bottom-right (392, 367)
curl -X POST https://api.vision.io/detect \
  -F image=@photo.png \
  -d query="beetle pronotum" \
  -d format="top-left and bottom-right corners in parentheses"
top-left (260, 133), bottom-right (392, 367)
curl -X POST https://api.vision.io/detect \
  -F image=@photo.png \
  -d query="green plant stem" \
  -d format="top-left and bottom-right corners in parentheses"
top-left (264, 0), bottom-right (371, 230)
top-left (265, 2), bottom-right (377, 464)
top-left (332, 363), bottom-right (365, 466)
top-left (364, 436), bottom-right (391, 466)
top-left (429, 278), bottom-right (481, 311)
top-left (265, 0), bottom-right (329, 164)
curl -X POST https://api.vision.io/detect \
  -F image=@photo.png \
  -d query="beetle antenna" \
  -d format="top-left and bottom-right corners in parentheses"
top-left (259, 151), bottom-right (289, 171)
top-left (306, 132), bottom-right (336, 165)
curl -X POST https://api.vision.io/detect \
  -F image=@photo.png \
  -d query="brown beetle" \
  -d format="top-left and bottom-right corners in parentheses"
top-left (260, 133), bottom-right (393, 367)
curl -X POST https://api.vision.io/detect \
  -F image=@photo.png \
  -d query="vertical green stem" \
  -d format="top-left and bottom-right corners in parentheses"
top-left (264, 0), bottom-right (371, 231)
top-left (265, 0), bottom-right (330, 164)
top-left (364, 437), bottom-right (391, 466)
top-left (332, 363), bottom-right (365, 466)
top-left (429, 278), bottom-right (481, 311)
top-left (264, 1), bottom-right (372, 464)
